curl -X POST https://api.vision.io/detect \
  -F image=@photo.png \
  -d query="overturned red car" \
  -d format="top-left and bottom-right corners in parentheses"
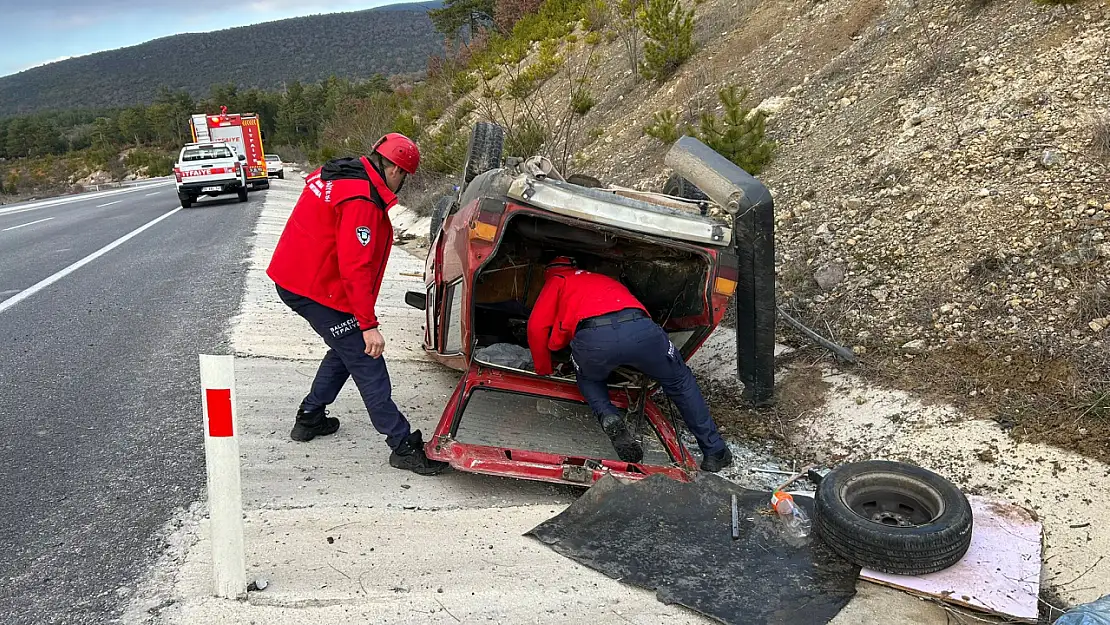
top-left (406, 123), bottom-right (774, 487)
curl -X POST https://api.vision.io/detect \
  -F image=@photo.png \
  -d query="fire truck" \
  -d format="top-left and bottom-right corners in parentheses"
top-left (188, 107), bottom-right (269, 190)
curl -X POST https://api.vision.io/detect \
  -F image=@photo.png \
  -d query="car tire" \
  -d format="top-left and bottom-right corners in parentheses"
top-left (180, 196), bottom-right (193, 209)
top-left (662, 173), bottom-right (710, 202)
top-left (429, 195), bottom-right (453, 242)
top-left (278, 172), bottom-right (284, 179)
top-left (238, 188), bottom-right (248, 203)
top-left (259, 180), bottom-right (270, 190)
top-left (814, 460), bottom-right (974, 576)
top-left (462, 121), bottom-right (504, 187)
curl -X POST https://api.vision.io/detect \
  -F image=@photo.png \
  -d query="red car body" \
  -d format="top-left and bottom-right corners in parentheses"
top-left (411, 174), bottom-right (737, 487)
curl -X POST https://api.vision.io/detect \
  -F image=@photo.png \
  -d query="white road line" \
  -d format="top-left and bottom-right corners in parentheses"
top-left (97, 200), bottom-right (123, 208)
top-left (0, 207), bottom-right (183, 315)
top-left (145, 191), bottom-right (161, 196)
top-left (0, 206), bottom-right (42, 217)
top-left (2, 217), bottom-right (54, 232)
top-left (0, 179), bottom-right (173, 216)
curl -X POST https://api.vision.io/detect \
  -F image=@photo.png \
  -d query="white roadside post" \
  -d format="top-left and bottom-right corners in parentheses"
top-left (199, 354), bottom-right (246, 599)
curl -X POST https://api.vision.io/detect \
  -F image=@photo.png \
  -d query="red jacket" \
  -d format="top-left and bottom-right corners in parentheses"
top-left (267, 156), bottom-right (396, 330)
top-left (526, 267), bottom-right (648, 376)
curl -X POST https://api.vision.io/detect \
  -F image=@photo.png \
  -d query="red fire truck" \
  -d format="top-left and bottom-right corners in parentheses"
top-left (188, 107), bottom-right (269, 190)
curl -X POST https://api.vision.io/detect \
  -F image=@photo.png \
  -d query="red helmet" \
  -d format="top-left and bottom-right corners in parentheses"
top-left (545, 256), bottom-right (577, 275)
top-left (373, 133), bottom-right (420, 175)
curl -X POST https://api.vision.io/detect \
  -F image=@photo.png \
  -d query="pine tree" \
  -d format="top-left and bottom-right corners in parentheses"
top-left (637, 0), bottom-right (695, 82)
top-left (695, 86), bottom-right (776, 175)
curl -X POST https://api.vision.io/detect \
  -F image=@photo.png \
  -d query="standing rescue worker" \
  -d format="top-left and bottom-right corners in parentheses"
top-left (267, 133), bottom-right (447, 476)
top-left (526, 257), bottom-right (733, 472)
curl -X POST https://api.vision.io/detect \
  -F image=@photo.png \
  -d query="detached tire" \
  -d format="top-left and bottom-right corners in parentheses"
top-left (462, 122), bottom-right (504, 187)
top-left (814, 460), bottom-right (973, 576)
top-left (429, 195), bottom-right (452, 242)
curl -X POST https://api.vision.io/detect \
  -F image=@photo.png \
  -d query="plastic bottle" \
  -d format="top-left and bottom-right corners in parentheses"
top-left (770, 491), bottom-right (812, 539)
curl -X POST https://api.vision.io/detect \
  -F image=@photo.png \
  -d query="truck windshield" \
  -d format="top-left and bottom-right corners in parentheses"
top-left (182, 146), bottom-right (233, 161)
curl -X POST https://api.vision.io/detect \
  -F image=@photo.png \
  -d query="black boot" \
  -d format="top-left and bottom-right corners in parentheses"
top-left (599, 413), bottom-right (643, 464)
top-left (289, 406), bottom-right (340, 442)
top-left (389, 430), bottom-right (448, 476)
top-left (700, 446), bottom-right (733, 473)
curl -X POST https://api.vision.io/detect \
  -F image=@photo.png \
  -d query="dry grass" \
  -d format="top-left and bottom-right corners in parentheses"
top-left (847, 341), bottom-right (1110, 464)
top-left (1092, 111), bottom-right (1110, 162)
top-left (700, 364), bottom-right (832, 449)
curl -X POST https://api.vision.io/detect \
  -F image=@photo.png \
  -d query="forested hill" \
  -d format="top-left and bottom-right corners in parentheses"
top-left (0, 1), bottom-right (444, 117)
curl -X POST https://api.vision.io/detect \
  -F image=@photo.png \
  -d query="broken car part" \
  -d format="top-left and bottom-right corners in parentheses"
top-left (776, 306), bottom-right (858, 363)
top-left (666, 136), bottom-right (775, 405)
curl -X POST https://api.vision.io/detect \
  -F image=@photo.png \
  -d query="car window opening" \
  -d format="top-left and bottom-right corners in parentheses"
top-left (471, 212), bottom-right (713, 383)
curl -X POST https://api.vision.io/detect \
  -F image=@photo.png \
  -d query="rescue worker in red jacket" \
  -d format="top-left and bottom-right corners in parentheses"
top-left (526, 256), bottom-right (733, 472)
top-left (267, 133), bottom-right (446, 476)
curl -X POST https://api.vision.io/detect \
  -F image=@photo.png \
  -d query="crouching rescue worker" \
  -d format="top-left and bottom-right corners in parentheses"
top-left (526, 257), bottom-right (733, 472)
top-left (266, 133), bottom-right (447, 476)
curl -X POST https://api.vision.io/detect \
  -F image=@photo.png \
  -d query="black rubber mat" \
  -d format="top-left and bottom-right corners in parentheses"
top-left (527, 474), bottom-right (859, 625)
top-left (454, 388), bottom-right (672, 464)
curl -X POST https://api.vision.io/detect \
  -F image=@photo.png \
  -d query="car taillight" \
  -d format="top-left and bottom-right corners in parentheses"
top-left (173, 168), bottom-right (182, 183)
top-left (714, 251), bottom-right (739, 297)
top-left (468, 198), bottom-right (506, 243)
top-left (234, 162), bottom-right (241, 175)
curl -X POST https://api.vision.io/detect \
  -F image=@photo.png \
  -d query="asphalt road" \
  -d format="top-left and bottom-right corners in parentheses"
top-left (0, 182), bottom-right (264, 624)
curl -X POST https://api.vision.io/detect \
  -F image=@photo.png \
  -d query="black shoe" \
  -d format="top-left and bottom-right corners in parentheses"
top-left (599, 413), bottom-right (643, 464)
top-left (389, 430), bottom-right (448, 476)
top-left (290, 407), bottom-right (340, 442)
top-left (700, 446), bottom-right (733, 473)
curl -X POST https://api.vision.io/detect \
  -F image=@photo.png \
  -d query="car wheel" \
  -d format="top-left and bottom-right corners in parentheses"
top-left (662, 173), bottom-right (710, 202)
top-left (238, 188), bottom-right (248, 203)
top-left (462, 121), bottom-right (504, 188)
top-left (259, 180), bottom-right (270, 190)
top-left (180, 197), bottom-right (193, 209)
top-left (278, 172), bottom-right (284, 179)
top-left (814, 460), bottom-right (974, 576)
top-left (429, 195), bottom-right (453, 242)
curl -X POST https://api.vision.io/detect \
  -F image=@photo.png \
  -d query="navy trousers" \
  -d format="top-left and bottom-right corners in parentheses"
top-left (277, 285), bottom-right (411, 449)
top-left (570, 313), bottom-right (726, 455)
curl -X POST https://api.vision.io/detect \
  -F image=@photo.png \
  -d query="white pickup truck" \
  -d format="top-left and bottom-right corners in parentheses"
top-left (173, 142), bottom-right (249, 208)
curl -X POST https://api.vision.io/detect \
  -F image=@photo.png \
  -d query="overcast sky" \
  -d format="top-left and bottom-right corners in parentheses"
top-left (0, 0), bottom-right (404, 78)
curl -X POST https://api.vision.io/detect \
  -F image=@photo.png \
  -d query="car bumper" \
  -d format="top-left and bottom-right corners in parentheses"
top-left (177, 180), bottom-right (243, 196)
top-left (267, 169), bottom-right (284, 177)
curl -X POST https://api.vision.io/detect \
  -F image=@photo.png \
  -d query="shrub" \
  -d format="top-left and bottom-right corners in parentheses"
top-left (583, 0), bottom-right (610, 30)
top-left (693, 86), bottom-right (776, 174)
top-left (1092, 111), bottom-right (1110, 162)
top-left (481, 64), bottom-right (502, 80)
top-left (638, 0), bottom-right (695, 82)
top-left (507, 74), bottom-right (539, 99)
top-left (571, 88), bottom-right (596, 116)
top-left (585, 31), bottom-right (602, 45)
top-left (424, 122), bottom-right (469, 174)
top-left (643, 109), bottom-right (680, 143)
top-left (505, 117), bottom-right (548, 157)
top-left (565, 33), bottom-right (578, 43)
top-left (452, 71), bottom-right (480, 96)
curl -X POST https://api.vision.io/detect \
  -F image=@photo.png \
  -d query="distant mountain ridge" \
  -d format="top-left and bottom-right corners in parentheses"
top-left (0, 1), bottom-right (444, 117)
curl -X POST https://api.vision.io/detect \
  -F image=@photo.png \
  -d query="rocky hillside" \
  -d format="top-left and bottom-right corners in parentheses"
top-left (444, 0), bottom-right (1110, 458)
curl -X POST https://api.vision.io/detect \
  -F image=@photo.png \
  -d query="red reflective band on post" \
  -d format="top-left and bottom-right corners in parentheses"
top-left (206, 388), bottom-right (233, 437)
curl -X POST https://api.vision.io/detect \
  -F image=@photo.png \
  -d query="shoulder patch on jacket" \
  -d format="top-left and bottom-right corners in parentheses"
top-left (356, 226), bottom-right (371, 246)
